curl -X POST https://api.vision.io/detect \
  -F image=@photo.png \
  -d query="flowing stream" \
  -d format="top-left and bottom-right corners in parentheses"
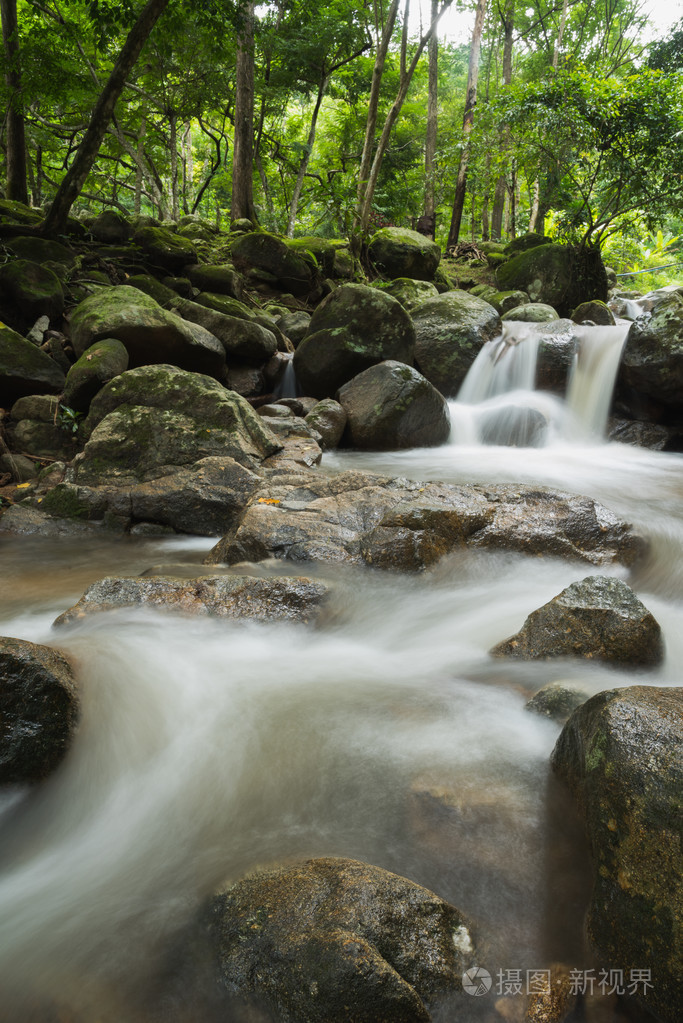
top-left (0, 317), bottom-right (681, 1021)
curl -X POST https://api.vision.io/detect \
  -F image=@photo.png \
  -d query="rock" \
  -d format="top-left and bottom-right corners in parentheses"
top-left (62, 338), bottom-right (129, 412)
top-left (71, 365), bottom-right (280, 485)
top-left (6, 411), bottom-right (79, 460)
top-left (617, 293), bottom-right (683, 423)
top-left (0, 198), bottom-right (43, 226)
top-left (412, 290), bottom-right (501, 396)
top-left (337, 361), bottom-right (451, 450)
top-left (7, 235), bottom-right (75, 266)
top-left (293, 284), bottom-right (415, 399)
top-left (286, 236), bottom-right (337, 276)
top-left (208, 856), bottom-right (478, 1023)
top-left (501, 303), bottom-right (559, 323)
top-left (275, 310), bottom-right (311, 346)
top-left (333, 247), bottom-right (355, 279)
top-left (532, 319), bottom-right (581, 393)
top-left (231, 231), bottom-right (313, 296)
top-left (205, 472), bottom-right (645, 573)
top-left (165, 296), bottom-right (277, 363)
top-left (89, 210), bottom-right (132, 244)
top-left (496, 244), bottom-right (608, 318)
top-left (186, 264), bottom-right (245, 299)
top-left (551, 686), bottom-right (683, 1023)
top-left (504, 233), bottom-right (553, 255)
top-left (126, 273), bottom-right (178, 306)
top-left (69, 285), bottom-right (225, 378)
top-left (53, 574), bottom-right (329, 627)
top-left (0, 636), bottom-right (79, 785)
top-left (372, 278), bottom-right (439, 312)
top-left (607, 417), bottom-right (678, 451)
top-left (490, 576), bottom-right (663, 665)
top-left (368, 227), bottom-right (441, 281)
top-left (571, 300), bottom-right (615, 326)
top-left (524, 963), bottom-right (577, 1023)
top-left (304, 398), bottom-right (347, 450)
top-left (0, 324), bottom-right (65, 407)
top-left (133, 225), bottom-right (198, 271)
top-left (525, 682), bottom-right (592, 724)
top-left (225, 364), bottom-right (264, 397)
top-left (0, 451), bottom-right (37, 482)
top-left (486, 290), bottom-right (529, 315)
top-left (0, 259), bottom-right (64, 334)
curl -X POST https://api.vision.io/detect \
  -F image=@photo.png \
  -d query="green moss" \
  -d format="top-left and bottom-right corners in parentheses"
top-left (41, 484), bottom-right (91, 520)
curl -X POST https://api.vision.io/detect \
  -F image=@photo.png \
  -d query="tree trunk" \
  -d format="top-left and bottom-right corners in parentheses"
top-left (490, 175), bottom-right (506, 240)
top-left (286, 75), bottom-right (328, 237)
top-left (169, 109), bottom-right (179, 220)
top-left (422, 0), bottom-right (439, 237)
top-left (0, 0), bottom-right (28, 204)
top-left (489, 0), bottom-right (514, 240)
top-left (134, 114), bottom-right (147, 215)
top-left (528, 176), bottom-right (540, 232)
top-left (181, 121), bottom-right (192, 215)
top-left (445, 0), bottom-right (487, 249)
top-left (231, 0), bottom-right (258, 223)
top-left (40, 0), bottom-right (170, 235)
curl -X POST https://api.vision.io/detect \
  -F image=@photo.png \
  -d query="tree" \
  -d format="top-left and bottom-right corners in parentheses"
top-left (231, 0), bottom-right (257, 222)
top-left (0, 0), bottom-right (28, 203)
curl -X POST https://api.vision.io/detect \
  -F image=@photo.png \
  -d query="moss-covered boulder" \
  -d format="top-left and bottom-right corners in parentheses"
top-left (90, 210), bottom-right (132, 244)
top-left (7, 235), bottom-right (75, 266)
top-left (504, 232), bottom-right (553, 255)
top-left (126, 274), bottom-right (178, 306)
top-left (304, 398), bottom-right (346, 450)
top-left (372, 277), bottom-right (439, 312)
top-left (501, 302), bottom-right (559, 323)
top-left (617, 293), bottom-right (683, 423)
top-left (552, 686), bottom-right (683, 1023)
top-left (165, 296), bottom-right (277, 364)
top-left (338, 361), bottom-right (450, 450)
top-left (69, 285), bottom-right (225, 378)
top-left (293, 283), bottom-right (415, 399)
top-left (6, 394), bottom-right (80, 460)
top-left (486, 289), bottom-right (529, 315)
top-left (133, 225), bottom-right (198, 271)
top-left (186, 263), bottom-right (245, 299)
top-left (0, 325), bottom-right (65, 407)
top-left (0, 199), bottom-right (43, 226)
top-left (368, 227), bottom-right (440, 281)
top-left (490, 576), bottom-right (663, 665)
top-left (209, 857), bottom-right (478, 1023)
top-left (412, 290), bottom-right (501, 396)
top-left (286, 236), bottom-right (337, 276)
top-left (72, 364), bottom-right (280, 484)
top-left (496, 243), bottom-right (608, 318)
top-left (0, 259), bottom-right (64, 334)
top-left (0, 636), bottom-right (79, 785)
top-left (231, 231), bottom-right (313, 295)
top-left (571, 300), bottom-right (615, 326)
top-left (62, 338), bottom-right (129, 412)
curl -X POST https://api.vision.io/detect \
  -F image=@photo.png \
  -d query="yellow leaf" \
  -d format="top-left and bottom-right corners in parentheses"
top-left (16, 482), bottom-right (31, 489)
top-left (257, 498), bottom-right (280, 505)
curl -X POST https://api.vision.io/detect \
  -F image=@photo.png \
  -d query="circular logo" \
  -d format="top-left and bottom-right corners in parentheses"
top-left (462, 967), bottom-right (492, 996)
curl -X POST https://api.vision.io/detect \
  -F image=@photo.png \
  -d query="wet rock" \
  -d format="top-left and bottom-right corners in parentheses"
top-left (571, 301), bottom-right (615, 326)
top-left (551, 686), bottom-right (683, 1023)
top-left (304, 398), bottom-right (346, 450)
top-left (0, 636), bottom-right (79, 784)
top-left (368, 226), bottom-right (441, 281)
top-left (525, 682), bottom-right (592, 724)
top-left (53, 574), bottom-right (329, 627)
top-left (338, 361), bottom-right (451, 450)
top-left (617, 293), bottom-right (683, 423)
top-left (0, 324), bottom-right (66, 406)
top-left (293, 284), bottom-right (415, 399)
top-left (524, 963), bottom-right (577, 1022)
top-left (606, 417), bottom-right (676, 451)
top-left (62, 338), bottom-right (129, 413)
top-left (501, 303), bottom-right (559, 323)
top-left (165, 296), bottom-right (277, 363)
top-left (208, 856), bottom-right (477, 1023)
top-left (412, 290), bottom-right (501, 396)
top-left (490, 576), bottom-right (663, 666)
top-left (231, 231), bottom-right (313, 296)
top-left (133, 225), bottom-right (198, 271)
top-left (72, 364), bottom-right (280, 484)
top-left (69, 285), bottom-right (225, 378)
top-left (531, 320), bottom-right (581, 393)
top-left (0, 259), bottom-right (64, 334)
top-left (205, 472), bottom-right (645, 573)
top-left (372, 277), bottom-right (439, 312)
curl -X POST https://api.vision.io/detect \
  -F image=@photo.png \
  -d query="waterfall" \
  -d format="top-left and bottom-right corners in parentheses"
top-left (565, 324), bottom-right (629, 439)
top-left (274, 356), bottom-right (299, 399)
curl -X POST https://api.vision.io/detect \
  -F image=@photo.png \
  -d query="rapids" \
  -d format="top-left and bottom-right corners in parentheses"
top-left (0, 315), bottom-right (681, 1021)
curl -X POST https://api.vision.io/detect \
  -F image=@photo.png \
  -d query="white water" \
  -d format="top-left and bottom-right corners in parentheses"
top-left (0, 317), bottom-right (681, 1021)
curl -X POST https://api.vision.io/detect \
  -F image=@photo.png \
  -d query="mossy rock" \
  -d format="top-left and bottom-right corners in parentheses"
top-left (617, 292), bottom-right (683, 422)
top-left (186, 264), bottom-right (245, 299)
top-left (165, 296), bottom-right (277, 363)
top-left (126, 274), bottom-right (178, 307)
top-left (368, 227), bottom-right (441, 281)
top-left (63, 338), bottom-right (130, 413)
top-left (504, 233), bottom-right (553, 255)
top-left (485, 252), bottom-right (508, 268)
top-left (0, 324), bottom-right (65, 407)
top-left (571, 300), bottom-right (615, 326)
top-left (7, 235), bottom-right (75, 266)
top-left (496, 243), bottom-right (607, 318)
top-left (372, 278), bottom-right (439, 312)
top-left (0, 259), bottom-right (64, 334)
top-left (485, 289), bottom-right (529, 315)
top-left (195, 292), bottom-right (258, 322)
top-left (412, 290), bottom-right (501, 396)
top-left (230, 231), bottom-right (313, 296)
top-left (133, 225), bottom-right (198, 271)
top-left (286, 237), bottom-right (337, 276)
top-left (0, 200), bottom-right (43, 226)
top-left (90, 210), bottom-right (132, 244)
top-left (501, 303), bottom-right (559, 323)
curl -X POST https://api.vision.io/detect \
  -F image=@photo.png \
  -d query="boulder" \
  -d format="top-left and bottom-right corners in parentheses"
top-left (412, 291), bottom-right (501, 396)
top-left (165, 296), bottom-right (277, 363)
top-left (0, 325), bottom-right (65, 407)
top-left (54, 574), bottom-right (329, 627)
top-left (0, 199), bottom-right (43, 226)
top-left (532, 319), bottom-right (581, 393)
top-left (286, 236), bottom-right (337, 275)
top-left (293, 284), bottom-right (415, 399)
top-left (486, 289), bottom-right (529, 315)
top-left (276, 310), bottom-right (311, 346)
top-left (571, 300), bottom-right (615, 326)
top-left (186, 264), bottom-right (245, 299)
top-left (525, 682), bottom-right (593, 724)
top-left (208, 856), bottom-right (478, 1023)
top-left (205, 472), bottom-right (645, 573)
top-left (62, 338), bottom-right (129, 412)
top-left (504, 232), bottom-right (553, 255)
top-left (133, 225), bottom-right (198, 271)
top-left (69, 285), bottom-right (225, 378)
top-left (501, 302), bottom-right (559, 323)
top-left (126, 274), bottom-right (178, 306)
top-left (607, 417), bottom-right (679, 452)
top-left (617, 293), bottom-right (683, 423)
top-left (304, 398), bottom-right (347, 450)
top-left (490, 576), bottom-right (663, 665)
top-left (6, 401), bottom-right (79, 460)
top-left (89, 210), bottom-right (132, 244)
top-left (0, 636), bottom-right (79, 785)
top-left (368, 227), bottom-right (441, 281)
top-left (71, 364), bottom-right (280, 484)
top-left (7, 235), bottom-right (75, 266)
top-left (230, 231), bottom-right (313, 295)
top-left (338, 361), bottom-right (451, 450)
top-left (0, 259), bottom-right (64, 334)
top-left (372, 278), bottom-right (439, 312)
top-left (495, 243), bottom-right (608, 318)
top-left (552, 686), bottom-right (683, 1023)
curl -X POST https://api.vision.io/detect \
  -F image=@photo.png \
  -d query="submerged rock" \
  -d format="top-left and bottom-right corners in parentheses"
top-left (208, 856), bottom-right (478, 1023)
top-left (0, 636), bottom-right (79, 785)
top-left (490, 576), bottom-right (663, 666)
top-left (552, 686), bottom-right (683, 1023)
top-left (54, 574), bottom-right (329, 627)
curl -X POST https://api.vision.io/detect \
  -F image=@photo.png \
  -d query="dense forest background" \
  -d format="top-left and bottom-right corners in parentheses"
top-left (1, 0), bottom-right (683, 288)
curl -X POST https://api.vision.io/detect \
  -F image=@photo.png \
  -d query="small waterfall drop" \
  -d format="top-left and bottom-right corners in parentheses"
top-left (274, 355), bottom-right (299, 399)
top-left (565, 324), bottom-right (629, 439)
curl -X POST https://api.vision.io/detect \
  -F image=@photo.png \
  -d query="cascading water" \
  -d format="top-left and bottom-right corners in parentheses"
top-left (565, 324), bottom-right (629, 439)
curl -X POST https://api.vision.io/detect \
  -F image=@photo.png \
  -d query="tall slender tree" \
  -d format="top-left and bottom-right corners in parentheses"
top-left (231, 0), bottom-right (257, 222)
top-left (0, 0), bottom-right (28, 203)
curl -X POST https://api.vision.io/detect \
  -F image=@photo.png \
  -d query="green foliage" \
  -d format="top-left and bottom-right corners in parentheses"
top-left (56, 405), bottom-right (84, 435)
